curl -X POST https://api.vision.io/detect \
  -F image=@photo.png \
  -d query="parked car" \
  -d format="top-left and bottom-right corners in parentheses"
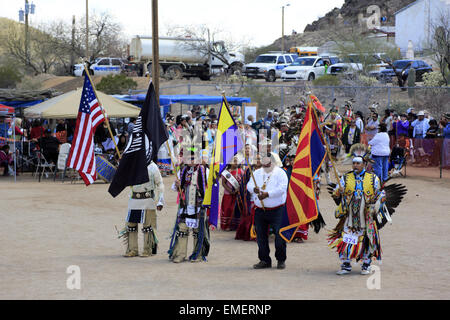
top-left (367, 53), bottom-right (390, 78)
top-left (377, 59), bottom-right (432, 83)
top-left (242, 52), bottom-right (295, 82)
top-left (328, 54), bottom-right (363, 76)
top-left (281, 56), bottom-right (338, 81)
top-left (73, 57), bottom-right (124, 76)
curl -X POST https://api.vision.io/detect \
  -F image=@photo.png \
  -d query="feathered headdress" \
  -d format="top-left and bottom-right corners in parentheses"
top-left (349, 143), bottom-right (372, 163)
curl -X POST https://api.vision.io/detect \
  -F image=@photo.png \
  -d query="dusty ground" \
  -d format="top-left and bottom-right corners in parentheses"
top-left (0, 168), bottom-right (449, 300)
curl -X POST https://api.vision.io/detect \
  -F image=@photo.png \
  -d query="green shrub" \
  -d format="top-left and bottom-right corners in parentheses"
top-left (96, 74), bottom-right (138, 94)
top-left (0, 65), bottom-right (22, 88)
top-left (389, 100), bottom-right (413, 115)
top-left (359, 75), bottom-right (378, 86)
top-left (422, 71), bottom-right (446, 87)
top-left (312, 74), bottom-right (340, 86)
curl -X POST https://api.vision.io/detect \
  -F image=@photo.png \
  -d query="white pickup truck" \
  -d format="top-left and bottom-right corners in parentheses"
top-left (242, 52), bottom-right (297, 82)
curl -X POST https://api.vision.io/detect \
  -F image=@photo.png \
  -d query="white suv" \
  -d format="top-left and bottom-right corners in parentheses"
top-left (243, 52), bottom-right (296, 82)
top-left (73, 57), bottom-right (124, 76)
top-left (281, 56), bottom-right (335, 81)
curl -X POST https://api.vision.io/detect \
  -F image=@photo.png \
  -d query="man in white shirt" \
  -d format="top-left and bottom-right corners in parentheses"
top-left (247, 152), bottom-right (288, 270)
top-left (411, 111), bottom-right (430, 138)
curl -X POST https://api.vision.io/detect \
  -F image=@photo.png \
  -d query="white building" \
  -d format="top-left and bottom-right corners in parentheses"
top-left (395, 0), bottom-right (450, 54)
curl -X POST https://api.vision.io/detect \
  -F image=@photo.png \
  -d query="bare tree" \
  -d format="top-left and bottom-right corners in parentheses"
top-left (330, 24), bottom-right (401, 76)
top-left (165, 23), bottom-right (246, 77)
top-left (76, 13), bottom-right (127, 62)
top-left (430, 11), bottom-right (450, 85)
top-left (2, 13), bottom-right (127, 76)
top-left (4, 22), bottom-right (68, 74)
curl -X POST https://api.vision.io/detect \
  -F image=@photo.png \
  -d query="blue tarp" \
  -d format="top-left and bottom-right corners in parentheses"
top-left (113, 94), bottom-right (251, 107)
top-left (0, 100), bottom-right (44, 108)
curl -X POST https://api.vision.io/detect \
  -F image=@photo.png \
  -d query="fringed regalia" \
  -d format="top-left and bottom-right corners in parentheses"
top-left (327, 170), bottom-right (385, 262)
top-left (168, 164), bottom-right (210, 262)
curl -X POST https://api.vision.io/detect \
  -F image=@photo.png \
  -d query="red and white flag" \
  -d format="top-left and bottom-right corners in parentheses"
top-left (67, 76), bottom-right (106, 185)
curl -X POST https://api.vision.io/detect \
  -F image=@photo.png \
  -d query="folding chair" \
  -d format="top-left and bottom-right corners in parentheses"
top-left (54, 143), bottom-right (71, 181)
top-left (35, 151), bottom-right (55, 182)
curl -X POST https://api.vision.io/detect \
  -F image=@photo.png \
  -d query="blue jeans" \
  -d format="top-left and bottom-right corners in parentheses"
top-left (254, 206), bottom-right (286, 264)
top-left (372, 155), bottom-right (389, 182)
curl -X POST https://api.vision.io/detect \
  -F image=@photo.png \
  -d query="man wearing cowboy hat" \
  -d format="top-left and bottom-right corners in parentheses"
top-left (411, 111), bottom-right (430, 139)
top-left (247, 152), bottom-right (288, 270)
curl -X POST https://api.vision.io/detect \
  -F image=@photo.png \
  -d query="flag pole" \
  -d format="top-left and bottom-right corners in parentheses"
top-left (221, 92), bottom-right (265, 210)
top-left (166, 138), bottom-right (184, 199)
top-left (83, 64), bottom-right (122, 160)
top-left (308, 94), bottom-right (342, 189)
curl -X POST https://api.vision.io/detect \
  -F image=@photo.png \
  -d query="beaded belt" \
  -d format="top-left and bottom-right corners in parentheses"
top-left (131, 190), bottom-right (155, 199)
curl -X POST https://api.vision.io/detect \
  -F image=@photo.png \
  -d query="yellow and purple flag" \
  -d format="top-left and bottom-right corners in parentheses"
top-left (279, 101), bottom-right (326, 242)
top-left (203, 98), bottom-right (243, 227)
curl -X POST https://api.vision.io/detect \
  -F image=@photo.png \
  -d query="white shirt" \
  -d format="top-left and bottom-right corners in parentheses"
top-left (369, 132), bottom-right (390, 156)
top-left (131, 162), bottom-right (165, 207)
top-left (355, 117), bottom-right (364, 133)
top-left (247, 166), bottom-right (288, 209)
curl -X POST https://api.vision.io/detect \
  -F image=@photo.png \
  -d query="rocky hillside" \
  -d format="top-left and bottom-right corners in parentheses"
top-left (304, 0), bottom-right (415, 32)
top-left (253, 0), bottom-right (416, 56)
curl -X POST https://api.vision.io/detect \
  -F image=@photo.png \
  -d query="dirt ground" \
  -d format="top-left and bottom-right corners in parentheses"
top-left (1, 168), bottom-right (449, 300)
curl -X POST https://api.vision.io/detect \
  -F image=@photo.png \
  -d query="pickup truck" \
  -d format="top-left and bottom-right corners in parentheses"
top-left (242, 52), bottom-right (297, 82)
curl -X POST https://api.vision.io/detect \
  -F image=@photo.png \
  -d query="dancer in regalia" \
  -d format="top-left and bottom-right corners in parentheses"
top-left (327, 144), bottom-right (407, 275)
top-left (168, 153), bottom-right (209, 263)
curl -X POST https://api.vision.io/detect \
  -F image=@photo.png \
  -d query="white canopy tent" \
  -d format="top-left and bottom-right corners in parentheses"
top-left (24, 88), bottom-right (141, 119)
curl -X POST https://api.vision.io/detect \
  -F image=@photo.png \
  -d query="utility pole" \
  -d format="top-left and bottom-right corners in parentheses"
top-left (25, 0), bottom-right (29, 66)
top-left (152, 0), bottom-right (160, 105)
top-left (85, 0), bottom-right (89, 60)
top-left (207, 28), bottom-right (212, 76)
top-left (281, 3), bottom-right (290, 52)
top-left (19, 1), bottom-right (35, 69)
top-left (71, 15), bottom-right (75, 71)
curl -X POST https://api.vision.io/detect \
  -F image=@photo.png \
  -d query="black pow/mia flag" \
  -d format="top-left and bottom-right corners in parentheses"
top-left (108, 82), bottom-right (168, 197)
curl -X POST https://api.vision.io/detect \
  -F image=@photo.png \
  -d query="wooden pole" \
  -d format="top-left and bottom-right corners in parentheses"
top-left (165, 138), bottom-right (184, 198)
top-left (25, 0), bottom-right (29, 67)
top-left (83, 64), bottom-right (121, 160)
top-left (309, 94), bottom-right (342, 189)
top-left (71, 15), bottom-right (75, 71)
top-left (152, 0), bottom-right (160, 106)
top-left (221, 92), bottom-right (265, 210)
top-left (281, 6), bottom-right (285, 52)
top-left (85, 0), bottom-right (89, 60)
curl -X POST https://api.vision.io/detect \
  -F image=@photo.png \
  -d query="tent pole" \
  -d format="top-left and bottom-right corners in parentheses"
top-left (12, 115), bottom-right (16, 182)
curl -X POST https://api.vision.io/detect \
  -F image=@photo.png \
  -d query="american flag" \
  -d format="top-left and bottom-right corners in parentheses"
top-left (67, 76), bottom-right (106, 185)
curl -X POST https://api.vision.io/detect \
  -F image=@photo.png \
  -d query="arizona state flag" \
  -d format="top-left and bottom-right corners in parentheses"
top-left (279, 101), bottom-right (326, 242)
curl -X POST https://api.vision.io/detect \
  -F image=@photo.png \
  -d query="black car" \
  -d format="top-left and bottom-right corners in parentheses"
top-left (377, 59), bottom-right (432, 83)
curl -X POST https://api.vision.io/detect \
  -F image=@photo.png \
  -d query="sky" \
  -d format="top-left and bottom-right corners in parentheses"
top-left (1, 0), bottom-right (345, 47)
